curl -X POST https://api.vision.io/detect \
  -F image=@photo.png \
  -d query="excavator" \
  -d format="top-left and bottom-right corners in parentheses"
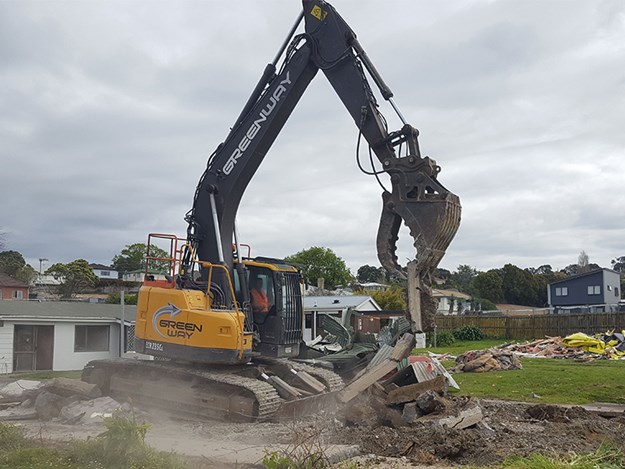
top-left (82, 0), bottom-right (461, 421)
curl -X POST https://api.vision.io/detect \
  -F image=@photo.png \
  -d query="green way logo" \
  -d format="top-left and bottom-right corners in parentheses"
top-left (153, 303), bottom-right (203, 339)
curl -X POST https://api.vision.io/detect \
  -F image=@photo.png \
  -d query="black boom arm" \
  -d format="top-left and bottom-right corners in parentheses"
top-left (184, 0), bottom-right (460, 297)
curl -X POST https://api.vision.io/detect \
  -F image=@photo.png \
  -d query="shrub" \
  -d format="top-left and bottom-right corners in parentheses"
top-left (105, 292), bottom-right (138, 305)
top-left (0, 422), bottom-right (28, 451)
top-left (433, 331), bottom-right (455, 347)
top-left (453, 325), bottom-right (484, 341)
top-left (70, 411), bottom-right (185, 469)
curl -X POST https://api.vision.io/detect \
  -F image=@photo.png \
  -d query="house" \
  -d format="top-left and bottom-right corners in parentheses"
top-left (548, 268), bottom-right (621, 313)
top-left (122, 270), bottom-right (167, 283)
top-left (303, 295), bottom-right (382, 341)
top-left (0, 273), bottom-right (30, 300)
top-left (0, 301), bottom-right (136, 373)
top-left (351, 309), bottom-right (405, 335)
top-left (432, 288), bottom-right (471, 315)
top-left (89, 263), bottom-right (119, 280)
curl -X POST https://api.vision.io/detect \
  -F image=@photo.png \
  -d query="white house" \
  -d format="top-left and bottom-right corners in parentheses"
top-left (303, 295), bottom-right (381, 341)
top-left (0, 301), bottom-right (135, 374)
top-left (89, 264), bottom-right (119, 280)
top-left (432, 288), bottom-right (471, 315)
top-left (122, 270), bottom-right (167, 283)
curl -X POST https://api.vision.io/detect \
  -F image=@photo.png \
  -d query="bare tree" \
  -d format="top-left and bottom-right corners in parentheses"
top-left (578, 250), bottom-right (590, 273)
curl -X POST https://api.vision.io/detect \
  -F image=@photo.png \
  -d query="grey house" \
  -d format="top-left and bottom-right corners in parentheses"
top-left (0, 301), bottom-right (136, 373)
top-left (548, 268), bottom-right (621, 313)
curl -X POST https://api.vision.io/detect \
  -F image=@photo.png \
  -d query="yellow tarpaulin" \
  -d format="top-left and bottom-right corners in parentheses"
top-left (563, 331), bottom-right (625, 359)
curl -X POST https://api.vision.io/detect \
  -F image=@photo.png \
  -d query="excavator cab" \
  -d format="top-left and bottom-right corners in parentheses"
top-left (134, 234), bottom-right (303, 364)
top-left (233, 259), bottom-right (304, 359)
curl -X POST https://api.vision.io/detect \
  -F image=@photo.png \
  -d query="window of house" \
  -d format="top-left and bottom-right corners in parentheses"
top-left (555, 287), bottom-right (568, 296)
top-left (100, 271), bottom-right (110, 277)
top-left (12, 290), bottom-right (23, 299)
top-left (75, 325), bottom-right (110, 352)
top-left (616, 287), bottom-right (620, 297)
top-left (587, 285), bottom-right (600, 295)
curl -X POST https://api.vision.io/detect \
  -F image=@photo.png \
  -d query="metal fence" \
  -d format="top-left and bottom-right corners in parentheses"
top-left (125, 323), bottom-right (136, 352)
top-left (435, 311), bottom-right (625, 340)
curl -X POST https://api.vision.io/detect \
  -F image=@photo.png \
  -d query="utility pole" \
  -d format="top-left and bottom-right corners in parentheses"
top-left (120, 289), bottom-right (126, 357)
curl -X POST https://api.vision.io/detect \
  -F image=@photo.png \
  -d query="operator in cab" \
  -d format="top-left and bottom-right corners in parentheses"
top-left (250, 277), bottom-right (269, 321)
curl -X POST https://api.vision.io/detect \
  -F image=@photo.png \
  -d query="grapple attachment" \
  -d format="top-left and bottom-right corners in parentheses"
top-left (376, 153), bottom-right (461, 279)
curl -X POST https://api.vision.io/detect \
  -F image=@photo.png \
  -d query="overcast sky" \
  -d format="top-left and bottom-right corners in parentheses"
top-left (1, 0), bottom-right (624, 276)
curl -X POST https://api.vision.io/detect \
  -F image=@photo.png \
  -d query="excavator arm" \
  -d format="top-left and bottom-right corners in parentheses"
top-left (184, 0), bottom-right (461, 327)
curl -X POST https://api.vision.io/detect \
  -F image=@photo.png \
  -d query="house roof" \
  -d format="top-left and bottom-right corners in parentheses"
top-left (89, 264), bottom-right (116, 271)
top-left (432, 288), bottom-right (471, 300)
top-left (0, 272), bottom-right (29, 288)
top-left (549, 268), bottom-right (619, 286)
top-left (303, 295), bottom-right (381, 311)
top-left (0, 300), bottom-right (136, 321)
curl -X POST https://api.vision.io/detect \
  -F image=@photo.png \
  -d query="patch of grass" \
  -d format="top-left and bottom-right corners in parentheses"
top-left (499, 442), bottom-right (624, 468)
top-left (449, 357), bottom-right (625, 404)
top-left (414, 338), bottom-right (625, 405)
top-left (416, 338), bottom-right (508, 354)
top-left (0, 414), bottom-right (187, 469)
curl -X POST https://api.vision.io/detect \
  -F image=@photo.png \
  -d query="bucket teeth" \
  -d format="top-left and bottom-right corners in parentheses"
top-left (376, 165), bottom-right (461, 278)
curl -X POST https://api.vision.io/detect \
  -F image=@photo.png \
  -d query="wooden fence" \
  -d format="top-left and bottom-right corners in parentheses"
top-left (434, 312), bottom-right (625, 340)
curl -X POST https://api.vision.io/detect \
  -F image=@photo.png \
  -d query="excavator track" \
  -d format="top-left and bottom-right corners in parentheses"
top-left (83, 359), bottom-right (283, 422)
top-left (83, 358), bottom-right (344, 422)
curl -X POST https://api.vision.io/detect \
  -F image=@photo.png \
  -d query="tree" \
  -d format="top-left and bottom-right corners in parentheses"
top-left (448, 264), bottom-right (478, 294)
top-left (611, 256), bottom-right (625, 273)
top-left (112, 243), bottom-right (170, 276)
top-left (578, 250), bottom-right (590, 273)
top-left (0, 250), bottom-right (37, 284)
top-left (500, 264), bottom-right (542, 306)
top-left (46, 259), bottom-right (97, 298)
top-left (356, 264), bottom-right (385, 283)
top-left (474, 270), bottom-right (504, 303)
top-left (369, 286), bottom-right (406, 311)
top-left (0, 250), bottom-right (26, 278)
top-left (285, 247), bottom-right (352, 290)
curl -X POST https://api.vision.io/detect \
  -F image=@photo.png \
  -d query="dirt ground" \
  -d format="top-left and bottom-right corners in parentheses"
top-left (13, 397), bottom-right (625, 468)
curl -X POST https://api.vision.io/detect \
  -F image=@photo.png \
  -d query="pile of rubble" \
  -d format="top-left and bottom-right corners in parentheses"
top-left (336, 333), bottom-right (483, 431)
top-left (0, 377), bottom-right (128, 423)
top-left (493, 330), bottom-right (625, 360)
top-left (494, 337), bottom-right (589, 359)
top-left (451, 349), bottom-right (522, 373)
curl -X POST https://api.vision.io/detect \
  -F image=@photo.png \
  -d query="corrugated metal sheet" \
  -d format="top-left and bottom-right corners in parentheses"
top-left (320, 314), bottom-right (352, 348)
top-left (367, 344), bottom-right (393, 368)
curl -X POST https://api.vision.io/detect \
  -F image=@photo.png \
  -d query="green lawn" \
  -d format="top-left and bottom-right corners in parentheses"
top-left (414, 340), bottom-right (625, 405)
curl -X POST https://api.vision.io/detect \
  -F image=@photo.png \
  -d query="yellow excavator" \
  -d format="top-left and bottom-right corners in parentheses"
top-left (82, 0), bottom-right (461, 422)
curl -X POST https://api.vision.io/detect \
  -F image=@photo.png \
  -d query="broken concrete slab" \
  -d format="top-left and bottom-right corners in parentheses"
top-left (432, 402), bottom-right (483, 429)
top-left (415, 390), bottom-right (449, 415)
top-left (35, 390), bottom-right (73, 421)
top-left (401, 402), bottom-right (423, 424)
top-left (43, 377), bottom-right (101, 399)
top-left (0, 406), bottom-right (39, 421)
top-left (0, 380), bottom-right (42, 402)
top-left (59, 396), bottom-right (129, 424)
